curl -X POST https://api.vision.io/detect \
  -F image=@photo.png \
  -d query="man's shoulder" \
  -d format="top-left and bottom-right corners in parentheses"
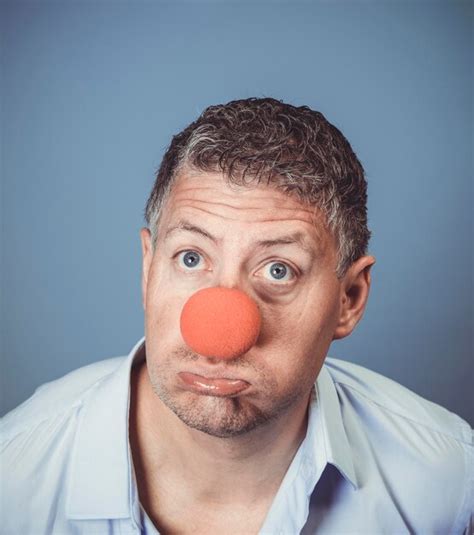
top-left (0, 354), bottom-right (131, 533)
top-left (0, 355), bottom-right (126, 443)
top-left (322, 358), bottom-right (473, 533)
top-left (324, 356), bottom-right (472, 444)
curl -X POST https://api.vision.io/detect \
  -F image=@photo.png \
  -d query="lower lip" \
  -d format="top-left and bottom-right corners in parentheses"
top-left (178, 372), bottom-right (250, 397)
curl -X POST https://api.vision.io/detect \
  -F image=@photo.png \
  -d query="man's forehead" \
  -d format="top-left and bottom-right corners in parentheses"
top-left (160, 170), bottom-right (333, 252)
top-left (167, 169), bottom-right (323, 222)
top-left (164, 216), bottom-right (322, 255)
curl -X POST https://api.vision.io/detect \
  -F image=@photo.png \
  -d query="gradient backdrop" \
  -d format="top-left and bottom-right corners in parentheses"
top-left (1, 1), bottom-right (472, 424)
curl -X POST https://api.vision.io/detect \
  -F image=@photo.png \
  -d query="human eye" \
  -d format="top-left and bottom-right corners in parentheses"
top-left (260, 261), bottom-right (296, 284)
top-left (176, 250), bottom-right (205, 271)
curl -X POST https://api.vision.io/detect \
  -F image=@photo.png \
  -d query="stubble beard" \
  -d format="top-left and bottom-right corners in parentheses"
top-left (146, 347), bottom-right (303, 439)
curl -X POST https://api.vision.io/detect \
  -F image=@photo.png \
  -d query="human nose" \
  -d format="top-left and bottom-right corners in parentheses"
top-left (180, 286), bottom-right (262, 360)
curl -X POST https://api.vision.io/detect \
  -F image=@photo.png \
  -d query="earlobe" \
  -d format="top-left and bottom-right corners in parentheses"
top-left (333, 256), bottom-right (376, 340)
top-left (140, 228), bottom-right (153, 311)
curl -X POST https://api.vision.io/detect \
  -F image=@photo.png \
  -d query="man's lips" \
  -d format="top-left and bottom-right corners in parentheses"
top-left (178, 372), bottom-right (250, 397)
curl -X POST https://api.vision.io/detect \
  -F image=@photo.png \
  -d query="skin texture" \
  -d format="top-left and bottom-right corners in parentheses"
top-left (130, 169), bottom-right (376, 533)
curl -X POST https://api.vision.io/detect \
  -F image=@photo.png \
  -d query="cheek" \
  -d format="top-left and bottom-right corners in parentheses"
top-left (256, 294), bottom-right (338, 377)
top-left (146, 259), bottom-right (184, 318)
top-left (145, 281), bottom-right (184, 347)
top-left (257, 294), bottom-right (331, 349)
top-left (146, 254), bottom-right (204, 312)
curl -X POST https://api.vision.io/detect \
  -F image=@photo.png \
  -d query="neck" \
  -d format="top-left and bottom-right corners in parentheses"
top-left (129, 360), bottom-right (311, 507)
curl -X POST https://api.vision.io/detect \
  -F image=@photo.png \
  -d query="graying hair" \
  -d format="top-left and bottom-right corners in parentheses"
top-left (145, 97), bottom-right (371, 279)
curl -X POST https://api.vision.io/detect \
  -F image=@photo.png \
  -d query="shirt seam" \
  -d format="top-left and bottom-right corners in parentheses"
top-left (0, 370), bottom-right (118, 445)
top-left (314, 380), bottom-right (330, 470)
top-left (334, 380), bottom-right (473, 446)
top-left (450, 433), bottom-right (474, 533)
top-left (0, 401), bottom-right (84, 448)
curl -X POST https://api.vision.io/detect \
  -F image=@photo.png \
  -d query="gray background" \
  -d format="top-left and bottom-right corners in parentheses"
top-left (1, 1), bottom-right (472, 424)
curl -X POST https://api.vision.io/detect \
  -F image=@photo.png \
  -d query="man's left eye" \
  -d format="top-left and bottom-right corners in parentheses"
top-left (262, 262), bottom-right (295, 283)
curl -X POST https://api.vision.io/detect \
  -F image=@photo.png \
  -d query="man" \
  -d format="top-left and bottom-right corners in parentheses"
top-left (1, 97), bottom-right (472, 534)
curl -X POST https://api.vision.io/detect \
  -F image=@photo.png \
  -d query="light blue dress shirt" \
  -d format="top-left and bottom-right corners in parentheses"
top-left (1, 337), bottom-right (472, 534)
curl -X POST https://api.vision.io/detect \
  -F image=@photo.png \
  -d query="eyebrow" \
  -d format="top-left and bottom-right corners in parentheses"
top-left (164, 219), bottom-right (316, 254)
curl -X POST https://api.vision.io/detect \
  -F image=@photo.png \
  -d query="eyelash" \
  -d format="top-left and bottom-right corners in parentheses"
top-left (174, 250), bottom-right (298, 285)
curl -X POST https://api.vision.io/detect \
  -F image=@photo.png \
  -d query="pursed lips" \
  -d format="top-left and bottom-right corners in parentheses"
top-left (177, 371), bottom-right (251, 396)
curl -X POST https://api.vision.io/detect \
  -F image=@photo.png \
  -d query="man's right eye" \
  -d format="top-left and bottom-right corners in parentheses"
top-left (176, 250), bottom-right (203, 270)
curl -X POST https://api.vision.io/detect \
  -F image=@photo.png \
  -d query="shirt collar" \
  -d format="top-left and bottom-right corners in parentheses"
top-left (308, 364), bottom-right (359, 490)
top-left (65, 338), bottom-right (358, 522)
top-left (66, 336), bottom-right (146, 521)
top-left (246, 365), bottom-right (359, 535)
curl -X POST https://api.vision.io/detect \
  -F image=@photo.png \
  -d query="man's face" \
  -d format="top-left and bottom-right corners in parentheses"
top-left (141, 169), bottom-right (345, 438)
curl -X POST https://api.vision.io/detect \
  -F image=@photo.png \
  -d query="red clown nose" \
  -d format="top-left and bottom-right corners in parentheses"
top-left (180, 287), bottom-right (262, 360)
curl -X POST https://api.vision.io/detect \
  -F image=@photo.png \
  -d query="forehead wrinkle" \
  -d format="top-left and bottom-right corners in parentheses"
top-left (171, 179), bottom-right (313, 211)
top-left (164, 212), bottom-right (324, 257)
top-left (169, 192), bottom-right (318, 222)
top-left (170, 195), bottom-right (297, 212)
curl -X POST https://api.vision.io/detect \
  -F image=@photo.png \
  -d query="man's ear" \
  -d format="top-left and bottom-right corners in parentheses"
top-left (332, 255), bottom-right (376, 340)
top-left (140, 228), bottom-right (153, 311)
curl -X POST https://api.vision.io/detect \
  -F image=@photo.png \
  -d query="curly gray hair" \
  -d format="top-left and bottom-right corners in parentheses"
top-left (144, 97), bottom-right (371, 279)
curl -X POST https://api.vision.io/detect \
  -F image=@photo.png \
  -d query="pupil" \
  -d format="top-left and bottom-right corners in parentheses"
top-left (184, 251), bottom-right (199, 267)
top-left (271, 263), bottom-right (287, 279)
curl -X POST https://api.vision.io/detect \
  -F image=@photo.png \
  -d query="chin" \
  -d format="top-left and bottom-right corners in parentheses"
top-left (161, 387), bottom-right (274, 438)
top-left (149, 365), bottom-right (305, 439)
